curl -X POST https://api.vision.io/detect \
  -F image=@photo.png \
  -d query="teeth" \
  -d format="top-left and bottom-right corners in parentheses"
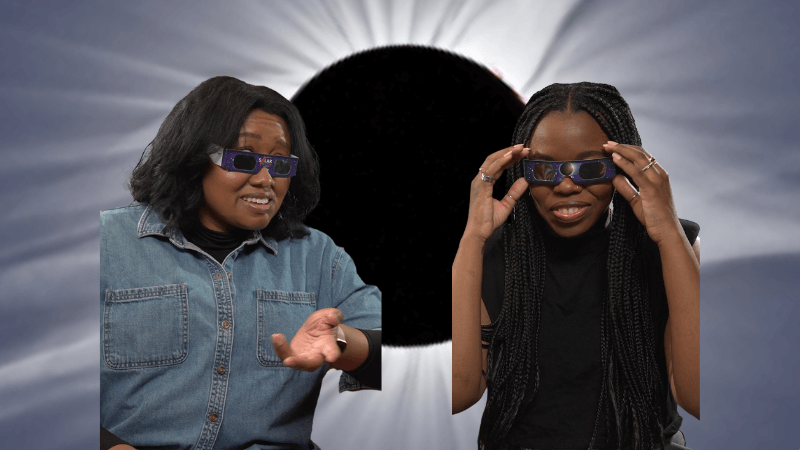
top-left (244, 197), bottom-right (270, 205)
top-left (558, 207), bottom-right (580, 214)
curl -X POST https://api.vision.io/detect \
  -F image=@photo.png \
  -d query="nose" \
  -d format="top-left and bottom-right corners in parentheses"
top-left (553, 176), bottom-right (582, 195)
top-left (249, 166), bottom-right (274, 188)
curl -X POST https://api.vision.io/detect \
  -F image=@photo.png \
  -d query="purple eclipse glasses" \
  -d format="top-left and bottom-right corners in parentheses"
top-left (524, 157), bottom-right (617, 185)
top-left (208, 144), bottom-right (298, 177)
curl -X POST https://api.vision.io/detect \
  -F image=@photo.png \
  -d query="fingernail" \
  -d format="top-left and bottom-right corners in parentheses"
top-left (523, 147), bottom-right (530, 152)
top-left (504, 150), bottom-right (512, 157)
top-left (513, 144), bottom-right (524, 148)
top-left (606, 141), bottom-right (618, 145)
top-left (612, 152), bottom-right (621, 160)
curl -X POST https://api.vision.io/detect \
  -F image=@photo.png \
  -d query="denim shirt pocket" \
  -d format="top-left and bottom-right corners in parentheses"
top-left (103, 284), bottom-right (189, 369)
top-left (256, 290), bottom-right (316, 367)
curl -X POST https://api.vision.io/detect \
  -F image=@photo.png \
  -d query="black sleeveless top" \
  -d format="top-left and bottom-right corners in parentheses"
top-left (481, 212), bottom-right (699, 449)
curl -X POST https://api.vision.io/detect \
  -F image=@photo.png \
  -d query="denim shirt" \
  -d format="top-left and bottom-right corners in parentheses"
top-left (100, 204), bottom-right (381, 450)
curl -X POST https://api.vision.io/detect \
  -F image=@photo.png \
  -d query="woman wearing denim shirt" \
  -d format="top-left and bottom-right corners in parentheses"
top-left (100, 76), bottom-right (381, 450)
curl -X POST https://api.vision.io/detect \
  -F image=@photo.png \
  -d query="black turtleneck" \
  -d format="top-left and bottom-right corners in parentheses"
top-left (480, 211), bottom-right (694, 449)
top-left (512, 212), bottom-right (610, 448)
top-left (181, 223), bottom-right (250, 264)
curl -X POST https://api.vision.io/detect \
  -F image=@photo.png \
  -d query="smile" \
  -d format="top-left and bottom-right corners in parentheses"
top-left (551, 204), bottom-right (589, 221)
top-left (243, 197), bottom-right (271, 205)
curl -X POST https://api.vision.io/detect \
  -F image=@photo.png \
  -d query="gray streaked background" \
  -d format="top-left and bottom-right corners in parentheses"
top-left (1, 1), bottom-right (798, 448)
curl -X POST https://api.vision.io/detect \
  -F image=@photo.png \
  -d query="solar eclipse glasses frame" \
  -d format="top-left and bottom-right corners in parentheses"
top-left (208, 144), bottom-right (299, 177)
top-left (524, 157), bottom-right (617, 185)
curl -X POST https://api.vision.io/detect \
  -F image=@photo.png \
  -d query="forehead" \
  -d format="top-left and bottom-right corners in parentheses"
top-left (528, 110), bottom-right (608, 159)
top-left (238, 110), bottom-right (291, 146)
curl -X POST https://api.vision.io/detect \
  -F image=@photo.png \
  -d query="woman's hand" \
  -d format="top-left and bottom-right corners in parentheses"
top-left (608, 141), bottom-right (700, 418)
top-left (272, 308), bottom-right (343, 371)
top-left (464, 144), bottom-right (531, 242)
top-left (605, 141), bottom-right (683, 245)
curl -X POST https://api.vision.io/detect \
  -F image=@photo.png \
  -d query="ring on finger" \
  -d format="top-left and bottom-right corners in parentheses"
top-left (629, 192), bottom-right (640, 202)
top-left (640, 159), bottom-right (657, 173)
top-left (480, 172), bottom-right (493, 183)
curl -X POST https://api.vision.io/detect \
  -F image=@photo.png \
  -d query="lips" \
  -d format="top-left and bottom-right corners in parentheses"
top-left (241, 193), bottom-right (274, 213)
top-left (550, 202), bottom-right (589, 221)
top-left (242, 197), bottom-right (270, 205)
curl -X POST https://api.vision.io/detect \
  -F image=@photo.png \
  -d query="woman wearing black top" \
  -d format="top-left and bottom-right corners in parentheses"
top-left (452, 82), bottom-right (699, 450)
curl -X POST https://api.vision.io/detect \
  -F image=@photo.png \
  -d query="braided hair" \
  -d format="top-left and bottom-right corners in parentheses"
top-left (479, 82), bottom-right (668, 450)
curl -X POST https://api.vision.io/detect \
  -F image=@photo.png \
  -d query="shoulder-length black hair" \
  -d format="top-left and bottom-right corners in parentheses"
top-left (129, 76), bottom-right (320, 240)
top-left (480, 82), bottom-right (669, 450)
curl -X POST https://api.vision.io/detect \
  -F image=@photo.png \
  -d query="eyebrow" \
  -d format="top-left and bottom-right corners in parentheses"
top-left (238, 131), bottom-right (290, 149)
top-left (576, 150), bottom-right (605, 159)
top-left (530, 152), bottom-right (556, 161)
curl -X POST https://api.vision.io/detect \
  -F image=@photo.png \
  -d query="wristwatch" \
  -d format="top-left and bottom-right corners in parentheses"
top-left (335, 326), bottom-right (347, 352)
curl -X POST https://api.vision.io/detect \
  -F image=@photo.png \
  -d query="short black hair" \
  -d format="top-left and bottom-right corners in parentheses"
top-left (129, 76), bottom-right (320, 239)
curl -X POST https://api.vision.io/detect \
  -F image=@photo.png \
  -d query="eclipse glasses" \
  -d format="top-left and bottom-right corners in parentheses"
top-left (208, 144), bottom-right (298, 177)
top-left (524, 157), bottom-right (617, 185)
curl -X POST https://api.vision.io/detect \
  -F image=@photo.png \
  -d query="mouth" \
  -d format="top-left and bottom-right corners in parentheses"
top-left (241, 195), bottom-right (273, 212)
top-left (550, 203), bottom-right (589, 221)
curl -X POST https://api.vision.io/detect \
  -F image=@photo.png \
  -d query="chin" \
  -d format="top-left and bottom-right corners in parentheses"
top-left (548, 223), bottom-right (588, 238)
top-left (236, 217), bottom-right (272, 231)
top-left (544, 212), bottom-right (603, 238)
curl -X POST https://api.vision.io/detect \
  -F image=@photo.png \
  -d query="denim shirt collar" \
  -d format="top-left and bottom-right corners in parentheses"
top-left (135, 204), bottom-right (279, 254)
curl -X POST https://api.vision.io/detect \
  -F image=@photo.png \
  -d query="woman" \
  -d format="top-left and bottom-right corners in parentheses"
top-left (100, 76), bottom-right (381, 450)
top-left (452, 82), bottom-right (699, 450)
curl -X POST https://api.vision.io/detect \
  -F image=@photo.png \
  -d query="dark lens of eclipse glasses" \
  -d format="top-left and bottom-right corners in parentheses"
top-left (273, 159), bottom-right (291, 175)
top-left (233, 154), bottom-right (257, 171)
top-left (577, 160), bottom-right (607, 179)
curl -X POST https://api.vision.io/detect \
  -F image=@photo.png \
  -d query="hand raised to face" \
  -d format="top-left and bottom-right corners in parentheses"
top-left (464, 144), bottom-right (531, 242)
top-left (606, 141), bottom-right (683, 245)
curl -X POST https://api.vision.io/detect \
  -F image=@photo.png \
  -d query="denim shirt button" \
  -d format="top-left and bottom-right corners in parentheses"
top-left (222, 320), bottom-right (230, 329)
top-left (209, 413), bottom-right (218, 423)
top-left (215, 273), bottom-right (222, 280)
top-left (227, 272), bottom-right (232, 279)
top-left (217, 365), bottom-right (225, 375)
